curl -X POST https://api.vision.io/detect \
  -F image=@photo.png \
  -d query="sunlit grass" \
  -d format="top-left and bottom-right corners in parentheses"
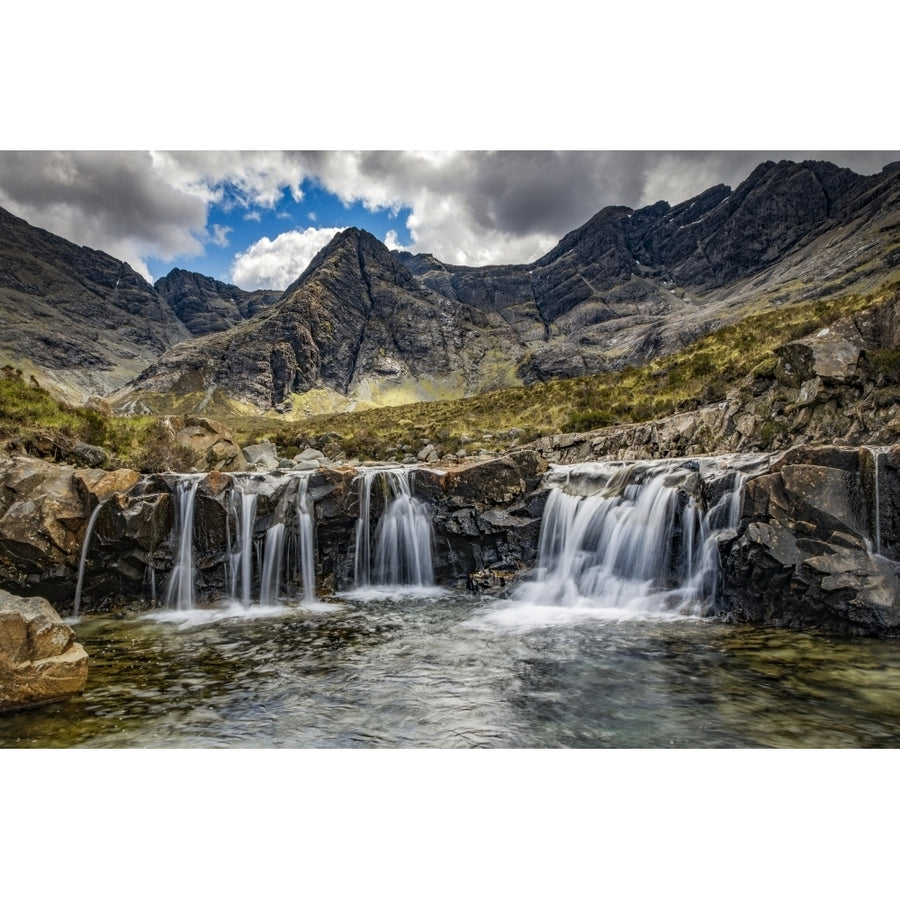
top-left (1, 281), bottom-right (896, 470)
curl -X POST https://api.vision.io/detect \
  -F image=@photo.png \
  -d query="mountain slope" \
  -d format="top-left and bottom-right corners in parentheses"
top-left (402, 159), bottom-right (900, 381)
top-left (0, 206), bottom-right (193, 402)
top-left (154, 268), bottom-right (281, 336)
top-left (116, 228), bottom-right (528, 416)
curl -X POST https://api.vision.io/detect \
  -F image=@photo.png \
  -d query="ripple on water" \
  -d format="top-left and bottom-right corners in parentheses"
top-left (2, 592), bottom-right (900, 748)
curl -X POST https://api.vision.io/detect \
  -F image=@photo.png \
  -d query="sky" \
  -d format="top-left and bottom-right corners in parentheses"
top-left (1, 150), bottom-right (898, 291)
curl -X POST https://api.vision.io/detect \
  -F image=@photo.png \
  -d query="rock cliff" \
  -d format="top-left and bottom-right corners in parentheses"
top-left (0, 206), bottom-right (192, 402)
top-left (154, 268), bottom-right (280, 336)
top-left (113, 159), bottom-right (900, 415)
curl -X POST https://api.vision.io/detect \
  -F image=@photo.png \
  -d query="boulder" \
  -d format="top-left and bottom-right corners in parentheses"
top-left (71, 442), bottom-right (107, 468)
top-left (774, 331), bottom-right (861, 388)
top-left (0, 590), bottom-right (88, 713)
top-left (243, 441), bottom-right (280, 471)
top-left (168, 416), bottom-right (246, 471)
top-left (0, 457), bottom-right (85, 598)
top-left (722, 445), bottom-right (900, 634)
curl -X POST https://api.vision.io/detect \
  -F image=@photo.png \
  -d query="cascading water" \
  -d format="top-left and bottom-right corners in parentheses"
top-left (515, 459), bottom-right (747, 616)
top-left (228, 476), bottom-right (259, 607)
top-left (225, 472), bottom-right (318, 607)
top-left (259, 523), bottom-right (285, 605)
top-left (874, 450), bottom-right (883, 556)
top-left (165, 475), bottom-right (203, 610)
top-left (72, 499), bottom-right (107, 618)
top-left (353, 467), bottom-right (435, 589)
top-left (294, 473), bottom-right (316, 602)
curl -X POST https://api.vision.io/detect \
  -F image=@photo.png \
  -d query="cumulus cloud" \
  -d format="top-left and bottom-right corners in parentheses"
top-left (229, 227), bottom-right (344, 290)
top-left (149, 151), bottom-right (311, 209)
top-left (383, 229), bottom-right (407, 252)
top-left (2, 150), bottom-right (898, 283)
top-left (0, 150), bottom-right (207, 281)
top-left (209, 224), bottom-right (231, 247)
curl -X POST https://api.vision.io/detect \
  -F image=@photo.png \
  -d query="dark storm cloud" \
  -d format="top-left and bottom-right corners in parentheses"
top-left (1, 150), bottom-right (898, 283)
top-left (0, 151), bottom-right (207, 276)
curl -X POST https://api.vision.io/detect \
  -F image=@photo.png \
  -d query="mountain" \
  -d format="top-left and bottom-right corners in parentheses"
top-left (3, 158), bottom-right (900, 418)
top-left (117, 159), bottom-right (900, 416)
top-left (154, 268), bottom-right (281, 337)
top-left (0, 210), bottom-right (284, 402)
top-left (115, 227), bottom-right (529, 416)
top-left (401, 159), bottom-right (900, 381)
top-left (0, 206), bottom-right (192, 402)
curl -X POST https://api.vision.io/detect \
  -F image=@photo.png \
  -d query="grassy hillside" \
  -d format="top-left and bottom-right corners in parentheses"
top-left (1, 282), bottom-right (896, 471)
top-left (0, 367), bottom-right (195, 471)
top-left (245, 283), bottom-right (897, 461)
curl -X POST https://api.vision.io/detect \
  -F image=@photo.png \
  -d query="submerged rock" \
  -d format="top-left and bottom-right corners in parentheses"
top-left (0, 590), bottom-right (88, 713)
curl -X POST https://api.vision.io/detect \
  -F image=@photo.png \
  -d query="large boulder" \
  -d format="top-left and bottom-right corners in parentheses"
top-left (0, 457), bottom-right (86, 600)
top-left (722, 445), bottom-right (900, 634)
top-left (162, 416), bottom-right (247, 471)
top-left (0, 590), bottom-right (88, 713)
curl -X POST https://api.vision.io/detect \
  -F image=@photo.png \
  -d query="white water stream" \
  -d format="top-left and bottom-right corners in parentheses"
top-left (512, 459), bottom-right (746, 617)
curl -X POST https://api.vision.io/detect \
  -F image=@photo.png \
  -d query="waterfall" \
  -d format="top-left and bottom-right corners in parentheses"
top-left (165, 475), bottom-right (203, 610)
top-left (354, 467), bottom-right (435, 588)
top-left (226, 472), bottom-right (318, 607)
top-left (354, 470), bottom-right (374, 587)
top-left (259, 523), bottom-right (285, 606)
top-left (870, 447), bottom-right (884, 557)
top-left (72, 500), bottom-right (107, 617)
top-left (228, 477), bottom-right (259, 607)
top-left (295, 473), bottom-right (316, 602)
top-left (516, 459), bottom-right (746, 615)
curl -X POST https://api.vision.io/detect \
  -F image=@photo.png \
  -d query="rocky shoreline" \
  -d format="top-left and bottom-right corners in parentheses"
top-left (0, 440), bottom-right (896, 634)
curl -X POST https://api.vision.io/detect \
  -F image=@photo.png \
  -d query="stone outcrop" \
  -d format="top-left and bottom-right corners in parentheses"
top-left (531, 290), bottom-right (900, 463)
top-left (0, 590), bottom-right (88, 712)
top-left (161, 416), bottom-right (247, 472)
top-left (0, 457), bottom-right (88, 601)
top-left (722, 445), bottom-right (900, 635)
top-left (418, 451), bottom-right (548, 584)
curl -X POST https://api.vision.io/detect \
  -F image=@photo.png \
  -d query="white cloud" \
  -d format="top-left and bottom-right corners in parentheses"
top-left (229, 227), bottom-right (344, 290)
top-left (0, 150), bottom-right (207, 281)
top-left (149, 151), bottom-right (310, 209)
top-left (244, 211), bottom-right (261, 222)
top-left (209, 224), bottom-right (231, 247)
top-left (383, 229), bottom-right (407, 252)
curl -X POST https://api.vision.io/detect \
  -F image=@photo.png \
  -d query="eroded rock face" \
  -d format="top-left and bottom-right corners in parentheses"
top-left (722, 445), bottom-right (900, 634)
top-left (0, 590), bottom-right (88, 713)
top-left (162, 416), bottom-right (246, 471)
top-left (419, 450), bottom-right (549, 584)
top-left (0, 457), bottom-right (86, 600)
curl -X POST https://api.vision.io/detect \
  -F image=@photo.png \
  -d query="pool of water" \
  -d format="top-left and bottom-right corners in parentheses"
top-left (3, 591), bottom-right (900, 748)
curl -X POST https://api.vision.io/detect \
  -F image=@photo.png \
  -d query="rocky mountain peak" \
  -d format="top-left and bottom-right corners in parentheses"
top-left (154, 267), bottom-right (280, 337)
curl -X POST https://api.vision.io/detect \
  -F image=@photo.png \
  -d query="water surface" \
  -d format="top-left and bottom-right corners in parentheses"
top-left (3, 592), bottom-right (900, 748)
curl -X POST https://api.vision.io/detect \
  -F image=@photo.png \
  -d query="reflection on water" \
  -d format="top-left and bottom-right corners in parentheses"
top-left (2, 591), bottom-right (900, 748)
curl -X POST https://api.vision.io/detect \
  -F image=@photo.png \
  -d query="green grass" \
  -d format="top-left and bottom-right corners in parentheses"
top-left (0, 366), bottom-right (196, 471)
top-left (243, 283), bottom-right (896, 460)
top-left (2, 281), bottom-right (897, 470)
